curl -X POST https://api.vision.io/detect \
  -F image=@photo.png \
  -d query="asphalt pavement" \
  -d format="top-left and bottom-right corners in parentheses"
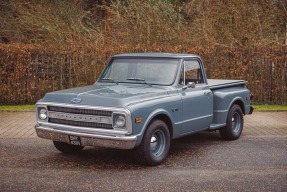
top-left (0, 112), bottom-right (286, 191)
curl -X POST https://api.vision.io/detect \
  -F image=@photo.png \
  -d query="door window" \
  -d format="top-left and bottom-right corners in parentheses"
top-left (180, 60), bottom-right (204, 85)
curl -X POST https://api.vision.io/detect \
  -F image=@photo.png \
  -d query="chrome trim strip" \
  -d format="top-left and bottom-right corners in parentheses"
top-left (48, 111), bottom-right (113, 124)
top-left (35, 125), bottom-right (137, 149)
top-left (39, 122), bottom-right (129, 136)
top-left (36, 102), bottom-right (130, 113)
top-left (213, 109), bottom-right (228, 113)
top-left (209, 123), bottom-right (226, 130)
top-left (181, 114), bottom-right (213, 123)
top-left (36, 125), bottom-right (135, 140)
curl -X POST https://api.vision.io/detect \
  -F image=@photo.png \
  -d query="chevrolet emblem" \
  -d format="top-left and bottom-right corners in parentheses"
top-left (71, 98), bottom-right (82, 104)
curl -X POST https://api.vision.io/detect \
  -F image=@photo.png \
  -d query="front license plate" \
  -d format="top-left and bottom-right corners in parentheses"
top-left (68, 135), bottom-right (81, 146)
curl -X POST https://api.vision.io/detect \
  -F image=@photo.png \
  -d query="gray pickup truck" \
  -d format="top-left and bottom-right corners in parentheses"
top-left (35, 53), bottom-right (253, 165)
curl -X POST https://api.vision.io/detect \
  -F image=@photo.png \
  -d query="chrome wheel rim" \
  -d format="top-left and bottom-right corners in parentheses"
top-left (150, 130), bottom-right (166, 157)
top-left (232, 112), bottom-right (241, 134)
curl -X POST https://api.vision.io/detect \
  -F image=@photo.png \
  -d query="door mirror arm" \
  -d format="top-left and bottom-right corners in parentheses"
top-left (182, 82), bottom-right (195, 90)
top-left (187, 82), bottom-right (195, 88)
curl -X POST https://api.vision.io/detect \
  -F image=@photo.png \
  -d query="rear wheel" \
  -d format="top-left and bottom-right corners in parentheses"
top-left (134, 120), bottom-right (170, 166)
top-left (53, 141), bottom-right (84, 154)
top-left (220, 104), bottom-right (244, 140)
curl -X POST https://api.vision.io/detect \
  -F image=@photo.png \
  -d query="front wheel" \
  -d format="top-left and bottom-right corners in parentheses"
top-left (53, 141), bottom-right (84, 154)
top-left (134, 120), bottom-right (170, 166)
top-left (220, 104), bottom-right (244, 140)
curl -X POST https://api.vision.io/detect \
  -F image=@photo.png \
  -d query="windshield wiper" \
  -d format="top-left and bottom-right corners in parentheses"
top-left (100, 78), bottom-right (118, 85)
top-left (126, 78), bottom-right (152, 86)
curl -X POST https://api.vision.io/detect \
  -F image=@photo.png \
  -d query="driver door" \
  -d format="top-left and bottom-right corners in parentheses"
top-left (179, 59), bottom-right (213, 135)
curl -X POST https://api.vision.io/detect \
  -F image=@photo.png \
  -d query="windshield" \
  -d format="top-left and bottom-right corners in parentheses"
top-left (99, 58), bottom-right (180, 85)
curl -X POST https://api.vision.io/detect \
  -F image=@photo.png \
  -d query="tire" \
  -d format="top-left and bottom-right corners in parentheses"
top-left (53, 141), bottom-right (84, 154)
top-left (134, 120), bottom-right (170, 166)
top-left (220, 104), bottom-right (244, 140)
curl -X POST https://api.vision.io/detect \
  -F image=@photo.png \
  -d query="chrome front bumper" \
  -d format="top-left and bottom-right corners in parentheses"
top-left (35, 125), bottom-right (137, 150)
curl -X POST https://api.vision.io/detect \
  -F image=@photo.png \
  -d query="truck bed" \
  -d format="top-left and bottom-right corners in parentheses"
top-left (208, 79), bottom-right (246, 90)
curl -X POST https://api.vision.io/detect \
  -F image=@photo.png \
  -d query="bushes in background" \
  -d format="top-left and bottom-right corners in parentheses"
top-left (0, 0), bottom-right (286, 104)
top-left (0, 44), bottom-right (286, 104)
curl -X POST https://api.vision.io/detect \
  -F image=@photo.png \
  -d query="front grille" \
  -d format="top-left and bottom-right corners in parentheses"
top-left (48, 106), bottom-right (112, 117)
top-left (49, 118), bottom-right (113, 129)
top-left (47, 106), bottom-right (113, 129)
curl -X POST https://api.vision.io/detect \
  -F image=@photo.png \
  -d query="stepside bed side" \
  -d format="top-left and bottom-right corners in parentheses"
top-left (209, 84), bottom-right (251, 130)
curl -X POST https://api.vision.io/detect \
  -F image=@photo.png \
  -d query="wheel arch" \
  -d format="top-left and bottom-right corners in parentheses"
top-left (142, 111), bottom-right (173, 140)
top-left (231, 98), bottom-right (245, 114)
top-left (150, 114), bottom-right (173, 139)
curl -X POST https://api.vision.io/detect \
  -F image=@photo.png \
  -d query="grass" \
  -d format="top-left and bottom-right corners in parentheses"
top-left (0, 105), bottom-right (35, 111)
top-left (0, 104), bottom-right (286, 111)
top-left (253, 104), bottom-right (287, 111)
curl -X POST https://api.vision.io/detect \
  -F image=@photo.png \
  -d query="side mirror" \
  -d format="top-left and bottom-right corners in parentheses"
top-left (187, 82), bottom-right (195, 88)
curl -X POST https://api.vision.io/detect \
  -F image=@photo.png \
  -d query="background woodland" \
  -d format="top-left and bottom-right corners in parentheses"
top-left (0, 0), bottom-right (286, 104)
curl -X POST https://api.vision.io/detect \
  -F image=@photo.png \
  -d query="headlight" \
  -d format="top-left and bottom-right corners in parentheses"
top-left (39, 108), bottom-right (47, 120)
top-left (113, 114), bottom-right (126, 128)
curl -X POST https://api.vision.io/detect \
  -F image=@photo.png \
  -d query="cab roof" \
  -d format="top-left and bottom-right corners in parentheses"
top-left (113, 53), bottom-right (200, 59)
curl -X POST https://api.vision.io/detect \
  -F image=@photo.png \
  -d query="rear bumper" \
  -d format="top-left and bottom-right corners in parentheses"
top-left (248, 93), bottom-right (254, 114)
top-left (249, 106), bottom-right (254, 114)
top-left (35, 125), bottom-right (137, 150)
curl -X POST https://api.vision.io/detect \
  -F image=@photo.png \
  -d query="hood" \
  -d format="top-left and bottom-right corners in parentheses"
top-left (39, 83), bottom-right (174, 108)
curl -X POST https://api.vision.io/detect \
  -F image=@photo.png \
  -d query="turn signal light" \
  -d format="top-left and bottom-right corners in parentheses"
top-left (135, 117), bottom-right (142, 123)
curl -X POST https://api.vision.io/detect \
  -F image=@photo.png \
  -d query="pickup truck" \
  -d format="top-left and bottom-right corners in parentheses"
top-left (35, 53), bottom-right (253, 166)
